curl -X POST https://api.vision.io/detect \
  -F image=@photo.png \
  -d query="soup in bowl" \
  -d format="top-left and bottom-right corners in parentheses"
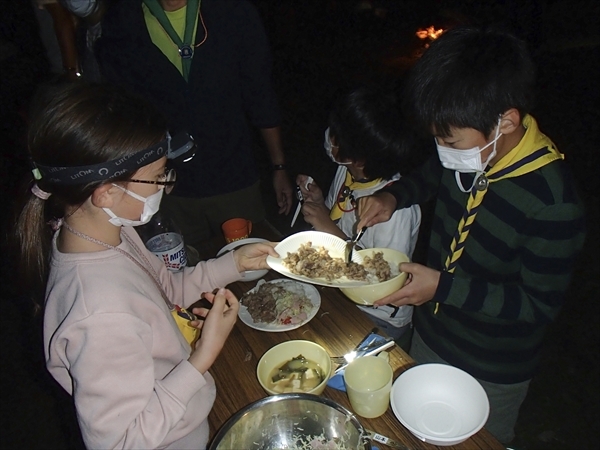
top-left (257, 340), bottom-right (332, 395)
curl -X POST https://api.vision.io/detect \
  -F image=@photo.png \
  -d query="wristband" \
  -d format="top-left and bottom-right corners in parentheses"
top-left (272, 164), bottom-right (287, 171)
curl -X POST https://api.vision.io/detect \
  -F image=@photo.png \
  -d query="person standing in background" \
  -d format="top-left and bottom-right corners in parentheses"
top-left (33, 0), bottom-right (80, 80)
top-left (58, 0), bottom-right (110, 81)
top-left (96, 0), bottom-right (293, 250)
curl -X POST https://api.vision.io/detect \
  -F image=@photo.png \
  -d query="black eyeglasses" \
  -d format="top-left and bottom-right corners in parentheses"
top-left (129, 169), bottom-right (177, 194)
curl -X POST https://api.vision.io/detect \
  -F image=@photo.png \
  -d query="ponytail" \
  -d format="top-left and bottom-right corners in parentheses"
top-left (14, 182), bottom-right (54, 310)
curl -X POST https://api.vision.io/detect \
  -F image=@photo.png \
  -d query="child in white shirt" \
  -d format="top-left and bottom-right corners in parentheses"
top-left (297, 86), bottom-right (422, 343)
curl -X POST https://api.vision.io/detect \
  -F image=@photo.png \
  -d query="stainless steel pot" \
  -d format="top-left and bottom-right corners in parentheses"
top-left (209, 393), bottom-right (371, 450)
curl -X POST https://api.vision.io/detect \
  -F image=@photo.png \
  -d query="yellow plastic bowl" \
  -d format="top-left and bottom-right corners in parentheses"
top-left (340, 248), bottom-right (409, 305)
top-left (256, 340), bottom-right (332, 396)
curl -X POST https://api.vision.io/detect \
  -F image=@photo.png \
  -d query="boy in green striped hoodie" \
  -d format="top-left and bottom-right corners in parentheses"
top-left (357, 26), bottom-right (585, 443)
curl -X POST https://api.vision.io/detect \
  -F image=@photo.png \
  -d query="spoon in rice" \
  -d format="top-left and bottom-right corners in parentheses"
top-left (345, 226), bottom-right (367, 265)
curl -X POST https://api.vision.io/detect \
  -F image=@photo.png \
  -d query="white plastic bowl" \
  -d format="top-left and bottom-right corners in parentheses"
top-left (217, 238), bottom-right (269, 281)
top-left (390, 363), bottom-right (489, 446)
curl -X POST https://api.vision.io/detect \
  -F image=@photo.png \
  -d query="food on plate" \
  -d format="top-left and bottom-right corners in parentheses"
top-left (283, 243), bottom-right (366, 281)
top-left (283, 242), bottom-right (397, 283)
top-left (241, 281), bottom-right (314, 325)
top-left (268, 354), bottom-right (325, 393)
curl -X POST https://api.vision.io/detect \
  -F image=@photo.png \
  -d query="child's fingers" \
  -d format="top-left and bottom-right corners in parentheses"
top-left (296, 174), bottom-right (308, 185)
top-left (222, 289), bottom-right (240, 313)
top-left (191, 307), bottom-right (209, 318)
top-left (265, 242), bottom-right (280, 258)
top-left (201, 289), bottom-right (230, 307)
top-left (200, 291), bottom-right (216, 303)
top-left (208, 288), bottom-right (239, 315)
top-left (249, 242), bottom-right (279, 257)
top-left (189, 296), bottom-right (213, 309)
top-left (189, 319), bottom-right (205, 330)
top-left (214, 288), bottom-right (239, 317)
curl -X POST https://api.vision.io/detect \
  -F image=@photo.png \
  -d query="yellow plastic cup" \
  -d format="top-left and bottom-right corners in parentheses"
top-left (344, 355), bottom-right (393, 418)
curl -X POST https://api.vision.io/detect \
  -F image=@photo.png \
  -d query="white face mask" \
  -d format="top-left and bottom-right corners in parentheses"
top-left (436, 120), bottom-right (502, 192)
top-left (103, 184), bottom-right (163, 227)
top-left (61, 0), bottom-right (97, 18)
top-left (324, 128), bottom-right (352, 165)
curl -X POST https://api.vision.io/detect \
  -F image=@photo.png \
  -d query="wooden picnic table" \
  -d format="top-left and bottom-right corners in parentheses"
top-left (197, 221), bottom-right (504, 450)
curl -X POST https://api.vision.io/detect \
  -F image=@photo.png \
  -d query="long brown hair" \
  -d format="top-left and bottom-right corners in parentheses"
top-left (14, 82), bottom-right (167, 307)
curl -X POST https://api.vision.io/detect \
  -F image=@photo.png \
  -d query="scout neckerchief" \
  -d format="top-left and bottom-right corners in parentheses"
top-left (330, 171), bottom-right (384, 222)
top-left (435, 115), bottom-right (564, 314)
top-left (143, 0), bottom-right (200, 81)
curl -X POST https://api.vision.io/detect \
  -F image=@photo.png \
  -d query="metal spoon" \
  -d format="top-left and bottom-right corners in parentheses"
top-left (330, 327), bottom-right (379, 364)
top-left (345, 226), bottom-right (367, 264)
top-left (334, 338), bottom-right (395, 374)
top-left (330, 336), bottom-right (389, 364)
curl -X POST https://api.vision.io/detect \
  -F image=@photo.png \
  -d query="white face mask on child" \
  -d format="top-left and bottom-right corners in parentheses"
top-left (61, 0), bottom-right (97, 18)
top-left (324, 128), bottom-right (352, 165)
top-left (436, 121), bottom-right (502, 174)
top-left (436, 120), bottom-right (502, 192)
top-left (103, 184), bottom-right (163, 227)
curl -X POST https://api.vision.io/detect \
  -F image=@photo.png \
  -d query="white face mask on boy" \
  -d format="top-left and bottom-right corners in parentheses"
top-left (436, 119), bottom-right (502, 192)
top-left (324, 127), bottom-right (352, 166)
top-left (103, 184), bottom-right (163, 227)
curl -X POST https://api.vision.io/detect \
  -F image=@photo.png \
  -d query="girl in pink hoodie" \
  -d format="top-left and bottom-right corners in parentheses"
top-left (15, 82), bottom-right (277, 449)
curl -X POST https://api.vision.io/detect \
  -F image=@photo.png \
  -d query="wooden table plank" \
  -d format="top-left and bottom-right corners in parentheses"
top-left (200, 221), bottom-right (504, 449)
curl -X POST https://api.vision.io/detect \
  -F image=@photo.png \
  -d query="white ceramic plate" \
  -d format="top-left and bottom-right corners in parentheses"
top-left (217, 238), bottom-right (270, 281)
top-left (239, 278), bottom-right (321, 332)
top-left (267, 231), bottom-right (372, 288)
top-left (216, 237), bottom-right (270, 256)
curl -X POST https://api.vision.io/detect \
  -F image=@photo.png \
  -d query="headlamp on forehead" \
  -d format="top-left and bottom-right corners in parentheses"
top-left (31, 132), bottom-right (196, 185)
top-left (166, 132), bottom-right (196, 162)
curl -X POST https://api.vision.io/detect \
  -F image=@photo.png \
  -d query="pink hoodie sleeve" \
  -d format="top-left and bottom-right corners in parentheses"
top-left (124, 227), bottom-right (243, 308)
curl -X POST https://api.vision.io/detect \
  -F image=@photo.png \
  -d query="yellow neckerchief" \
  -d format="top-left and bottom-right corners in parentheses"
top-left (143, 3), bottom-right (198, 76)
top-left (436, 115), bottom-right (563, 313)
top-left (330, 171), bottom-right (383, 221)
top-left (171, 305), bottom-right (200, 348)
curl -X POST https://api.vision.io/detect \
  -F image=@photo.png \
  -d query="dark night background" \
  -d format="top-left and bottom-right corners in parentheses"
top-left (1, 1), bottom-right (598, 449)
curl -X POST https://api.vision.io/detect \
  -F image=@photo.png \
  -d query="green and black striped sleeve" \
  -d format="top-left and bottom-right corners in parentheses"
top-left (418, 160), bottom-right (585, 383)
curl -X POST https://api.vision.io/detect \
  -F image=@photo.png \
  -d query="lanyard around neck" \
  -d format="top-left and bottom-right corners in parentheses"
top-left (143, 0), bottom-right (200, 81)
top-left (330, 171), bottom-right (383, 221)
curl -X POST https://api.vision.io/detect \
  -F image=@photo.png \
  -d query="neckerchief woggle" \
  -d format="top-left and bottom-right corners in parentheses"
top-left (330, 171), bottom-right (383, 221)
top-left (435, 115), bottom-right (564, 314)
top-left (143, 0), bottom-right (199, 81)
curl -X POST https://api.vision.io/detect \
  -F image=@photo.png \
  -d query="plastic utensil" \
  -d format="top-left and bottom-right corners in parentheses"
top-left (291, 176), bottom-right (313, 227)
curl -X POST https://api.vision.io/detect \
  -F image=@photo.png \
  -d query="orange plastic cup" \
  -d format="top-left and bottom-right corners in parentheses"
top-left (221, 218), bottom-right (252, 243)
